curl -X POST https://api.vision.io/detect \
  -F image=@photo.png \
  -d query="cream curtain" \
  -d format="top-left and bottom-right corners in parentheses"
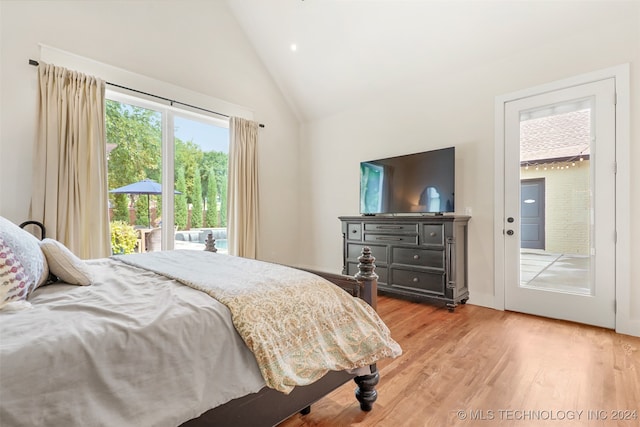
top-left (30, 62), bottom-right (110, 259)
top-left (228, 117), bottom-right (259, 258)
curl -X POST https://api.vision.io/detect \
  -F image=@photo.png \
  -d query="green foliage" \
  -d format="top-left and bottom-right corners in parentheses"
top-left (205, 165), bottom-right (218, 227)
top-left (112, 193), bottom-right (129, 222)
top-left (106, 99), bottom-right (229, 231)
top-left (175, 139), bottom-right (204, 203)
top-left (219, 175), bottom-right (228, 227)
top-left (134, 195), bottom-right (150, 227)
top-left (106, 100), bottom-right (161, 207)
top-left (154, 195), bottom-right (162, 227)
top-left (202, 151), bottom-right (228, 227)
top-left (190, 167), bottom-right (203, 228)
top-left (175, 166), bottom-right (188, 230)
top-left (202, 151), bottom-right (228, 192)
top-left (110, 221), bottom-right (138, 255)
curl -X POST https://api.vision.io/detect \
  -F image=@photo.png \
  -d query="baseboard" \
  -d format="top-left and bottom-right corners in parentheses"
top-left (465, 291), bottom-right (500, 310)
top-left (615, 317), bottom-right (640, 337)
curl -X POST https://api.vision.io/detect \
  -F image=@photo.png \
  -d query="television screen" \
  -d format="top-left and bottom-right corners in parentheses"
top-left (360, 147), bottom-right (455, 214)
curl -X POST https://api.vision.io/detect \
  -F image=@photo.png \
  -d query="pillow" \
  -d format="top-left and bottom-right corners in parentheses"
top-left (0, 216), bottom-right (48, 292)
top-left (39, 238), bottom-right (92, 286)
top-left (0, 237), bottom-right (33, 311)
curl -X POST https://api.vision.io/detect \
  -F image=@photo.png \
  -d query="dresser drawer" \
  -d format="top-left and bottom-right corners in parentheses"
top-left (392, 247), bottom-right (444, 269)
top-left (340, 215), bottom-right (470, 310)
top-left (365, 234), bottom-right (419, 245)
top-left (422, 224), bottom-right (445, 246)
top-left (390, 268), bottom-right (445, 295)
top-left (364, 223), bottom-right (418, 233)
top-left (345, 223), bottom-right (362, 240)
top-left (346, 243), bottom-right (388, 264)
top-left (347, 263), bottom-right (388, 284)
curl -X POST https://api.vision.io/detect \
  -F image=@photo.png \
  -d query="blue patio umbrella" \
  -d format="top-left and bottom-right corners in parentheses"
top-left (109, 179), bottom-right (181, 225)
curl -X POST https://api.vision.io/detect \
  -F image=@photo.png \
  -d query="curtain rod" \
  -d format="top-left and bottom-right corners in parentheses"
top-left (29, 59), bottom-right (264, 128)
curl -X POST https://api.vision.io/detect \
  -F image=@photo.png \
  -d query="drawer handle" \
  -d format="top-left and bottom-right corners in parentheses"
top-left (413, 254), bottom-right (419, 260)
top-left (412, 277), bottom-right (419, 283)
top-left (375, 236), bottom-right (402, 241)
top-left (375, 225), bottom-right (403, 230)
top-left (352, 229), bottom-right (358, 233)
top-left (429, 232), bottom-right (437, 237)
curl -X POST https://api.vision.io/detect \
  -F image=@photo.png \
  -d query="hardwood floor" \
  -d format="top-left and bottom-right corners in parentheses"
top-left (278, 295), bottom-right (640, 427)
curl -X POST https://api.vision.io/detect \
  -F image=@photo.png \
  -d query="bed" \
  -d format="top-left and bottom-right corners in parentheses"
top-left (0, 217), bottom-right (401, 427)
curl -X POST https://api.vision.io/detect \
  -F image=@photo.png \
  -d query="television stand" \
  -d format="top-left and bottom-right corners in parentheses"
top-left (339, 215), bottom-right (470, 310)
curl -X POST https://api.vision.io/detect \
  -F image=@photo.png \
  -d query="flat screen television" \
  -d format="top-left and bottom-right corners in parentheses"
top-left (360, 147), bottom-right (455, 215)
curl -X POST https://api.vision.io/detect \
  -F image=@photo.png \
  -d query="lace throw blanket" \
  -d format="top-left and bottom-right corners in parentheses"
top-left (114, 251), bottom-right (401, 393)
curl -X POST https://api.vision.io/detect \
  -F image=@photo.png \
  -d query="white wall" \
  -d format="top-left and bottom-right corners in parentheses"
top-left (298, 9), bottom-right (640, 329)
top-left (0, 0), bottom-right (300, 264)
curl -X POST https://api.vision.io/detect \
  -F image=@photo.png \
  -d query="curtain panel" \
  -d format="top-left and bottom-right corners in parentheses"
top-left (228, 117), bottom-right (259, 258)
top-left (30, 62), bottom-right (110, 259)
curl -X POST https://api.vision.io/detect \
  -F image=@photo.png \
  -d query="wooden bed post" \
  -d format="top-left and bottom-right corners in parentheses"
top-left (354, 246), bottom-right (378, 310)
top-left (353, 246), bottom-right (380, 411)
top-left (354, 365), bottom-right (379, 412)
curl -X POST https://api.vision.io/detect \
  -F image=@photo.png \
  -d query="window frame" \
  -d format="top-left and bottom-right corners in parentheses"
top-left (106, 89), bottom-right (229, 250)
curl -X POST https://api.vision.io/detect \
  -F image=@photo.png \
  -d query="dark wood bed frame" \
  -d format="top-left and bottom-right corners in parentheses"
top-left (181, 242), bottom-right (381, 427)
top-left (19, 223), bottom-right (382, 427)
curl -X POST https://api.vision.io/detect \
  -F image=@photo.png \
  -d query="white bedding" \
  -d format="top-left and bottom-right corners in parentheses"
top-left (116, 251), bottom-right (401, 394)
top-left (0, 258), bottom-right (265, 427)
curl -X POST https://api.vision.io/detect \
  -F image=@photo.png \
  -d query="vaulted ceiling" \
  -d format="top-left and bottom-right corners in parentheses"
top-left (226, 0), bottom-right (633, 122)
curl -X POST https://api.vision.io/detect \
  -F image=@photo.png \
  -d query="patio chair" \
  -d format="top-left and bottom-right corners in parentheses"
top-left (145, 228), bottom-right (162, 252)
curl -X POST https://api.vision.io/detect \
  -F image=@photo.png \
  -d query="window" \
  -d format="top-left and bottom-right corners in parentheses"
top-left (106, 92), bottom-right (229, 254)
top-left (173, 115), bottom-right (229, 252)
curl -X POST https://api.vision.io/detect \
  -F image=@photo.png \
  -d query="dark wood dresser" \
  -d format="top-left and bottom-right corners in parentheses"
top-left (340, 215), bottom-right (470, 310)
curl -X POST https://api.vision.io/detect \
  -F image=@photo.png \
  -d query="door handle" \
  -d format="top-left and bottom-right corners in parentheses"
top-left (506, 230), bottom-right (514, 236)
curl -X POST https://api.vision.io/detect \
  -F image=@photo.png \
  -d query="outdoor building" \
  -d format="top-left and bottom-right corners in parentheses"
top-left (519, 107), bottom-right (591, 255)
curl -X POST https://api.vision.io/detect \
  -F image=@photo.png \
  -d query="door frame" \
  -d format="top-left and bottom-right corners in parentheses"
top-left (493, 64), bottom-right (633, 335)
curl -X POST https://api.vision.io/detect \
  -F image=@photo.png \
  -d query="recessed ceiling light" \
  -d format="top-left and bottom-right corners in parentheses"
top-left (290, 44), bottom-right (298, 52)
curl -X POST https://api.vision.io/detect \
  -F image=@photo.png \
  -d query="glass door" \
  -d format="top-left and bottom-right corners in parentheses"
top-left (106, 92), bottom-right (229, 254)
top-left (106, 98), bottom-right (162, 254)
top-left (173, 115), bottom-right (229, 253)
top-left (504, 79), bottom-right (616, 328)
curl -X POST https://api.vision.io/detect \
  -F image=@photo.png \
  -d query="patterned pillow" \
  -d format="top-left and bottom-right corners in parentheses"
top-left (39, 239), bottom-right (92, 286)
top-left (0, 237), bottom-right (33, 310)
top-left (0, 216), bottom-right (48, 293)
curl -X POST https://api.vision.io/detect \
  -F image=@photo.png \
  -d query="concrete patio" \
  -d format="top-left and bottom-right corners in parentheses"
top-left (520, 249), bottom-right (590, 295)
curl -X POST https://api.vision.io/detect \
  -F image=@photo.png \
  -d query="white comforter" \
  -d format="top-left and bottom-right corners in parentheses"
top-left (116, 251), bottom-right (401, 394)
top-left (0, 257), bottom-right (266, 427)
